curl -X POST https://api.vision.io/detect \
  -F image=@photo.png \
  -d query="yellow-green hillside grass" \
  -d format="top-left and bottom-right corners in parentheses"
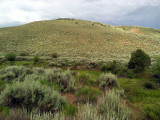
top-left (0, 19), bottom-right (160, 62)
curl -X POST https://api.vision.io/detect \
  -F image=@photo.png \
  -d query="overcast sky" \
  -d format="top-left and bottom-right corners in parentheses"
top-left (0, 0), bottom-right (160, 29)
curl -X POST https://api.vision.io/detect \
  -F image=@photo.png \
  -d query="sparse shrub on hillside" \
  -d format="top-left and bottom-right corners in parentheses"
top-left (98, 73), bottom-right (119, 90)
top-left (145, 104), bottom-right (160, 120)
top-left (75, 86), bottom-right (103, 103)
top-left (51, 53), bottom-right (58, 58)
top-left (128, 49), bottom-right (151, 73)
top-left (0, 80), bottom-right (66, 112)
top-left (33, 56), bottom-right (39, 63)
top-left (5, 53), bottom-right (16, 61)
top-left (19, 52), bottom-right (29, 56)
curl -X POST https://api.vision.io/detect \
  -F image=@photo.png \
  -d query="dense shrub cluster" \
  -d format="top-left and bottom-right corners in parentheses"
top-left (128, 49), bottom-right (151, 72)
top-left (0, 66), bottom-right (76, 92)
top-left (101, 61), bottom-right (134, 78)
top-left (0, 80), bottom-right (66, 112)
top-left (98, 73), bottom-right (119, 90)
top-left (0, 66), bottom-right (33, 83)
top-left (45, 68), bottom-right (76, 92)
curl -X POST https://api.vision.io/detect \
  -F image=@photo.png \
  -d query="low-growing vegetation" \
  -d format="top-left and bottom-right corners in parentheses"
top-left (75, 86), bottom-right (103, 103)
top-left (0, 47), bottom-right (159, 120)
top-left (98, 73), bottom-right (119, 90)
top-left (0, 80), bottom-right (66, 112)
top-left (5, 53), bottom-right (16, 61)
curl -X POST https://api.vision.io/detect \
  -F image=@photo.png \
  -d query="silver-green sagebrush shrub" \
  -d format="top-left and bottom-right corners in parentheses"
top-left (0, 80), bottom-right (66, 112)
top-left (0, 66), bottom-right (33, 83)
top-left (75, 90), bottom-right (130, 120)
top-left (97, 90), bottom-right (131, 120)
top-left (29, 90), bottom-right (130, 120)
top-left (98, 73), bottom-right (119, 90)
top-left (0, 66), bottom-right (76, 92)
top-left (45, 68), bottom-right (76, 92)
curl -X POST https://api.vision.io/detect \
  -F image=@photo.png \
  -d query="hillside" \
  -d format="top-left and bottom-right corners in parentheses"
top-left (0, 19), bottom-right (160, 62)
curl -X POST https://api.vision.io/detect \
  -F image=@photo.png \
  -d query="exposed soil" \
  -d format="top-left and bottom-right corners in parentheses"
top-left (62, 93), bottom-right (78, 104)
top-left (130, 28), bottom-right (143, 34)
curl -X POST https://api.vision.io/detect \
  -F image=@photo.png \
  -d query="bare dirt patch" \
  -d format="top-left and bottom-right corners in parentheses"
top-left (130, 28), bottom-right (143, 34)
top-left (62, 93), bottom-right (78, 104)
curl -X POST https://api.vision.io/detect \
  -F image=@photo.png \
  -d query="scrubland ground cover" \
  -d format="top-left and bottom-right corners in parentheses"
top-left (0, 19), bottom-right (160, 120)
top-left (0, 52), bottom-right (159, 120)
top-left (0, 19), bottom-right (160, 62)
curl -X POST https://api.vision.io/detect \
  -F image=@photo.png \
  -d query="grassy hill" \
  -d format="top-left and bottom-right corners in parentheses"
top-left (0, 19), bottom-right (160, 62)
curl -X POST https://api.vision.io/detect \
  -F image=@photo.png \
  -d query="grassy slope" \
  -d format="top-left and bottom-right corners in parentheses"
top-left (0, 19), bottom-right (160, 62)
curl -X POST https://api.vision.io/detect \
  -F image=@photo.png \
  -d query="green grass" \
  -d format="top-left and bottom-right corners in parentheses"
top-left (73, 69), bottom-right (160, 119)
top-left (0, 19), bottom-right (160, 62)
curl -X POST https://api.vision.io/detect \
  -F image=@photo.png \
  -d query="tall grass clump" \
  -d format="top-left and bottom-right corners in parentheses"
top-left (76, 103), bottom-right (104, 120)
top-left (75, 90), bottom-right (130, 120)
top-left (5, 109), bottom-right (30, 120)
top-left (0, 80), bottom-right (66, 112)
top-left (5, 53), bottom-right (16, 61)
top-left (97, 90), bottom-right (131, 120)
top-left (98, 73), bottom-right (119, 90)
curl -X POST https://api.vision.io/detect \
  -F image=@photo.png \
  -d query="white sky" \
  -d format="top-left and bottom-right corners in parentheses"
top-left (0, 0), bottom-right (160, 28)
